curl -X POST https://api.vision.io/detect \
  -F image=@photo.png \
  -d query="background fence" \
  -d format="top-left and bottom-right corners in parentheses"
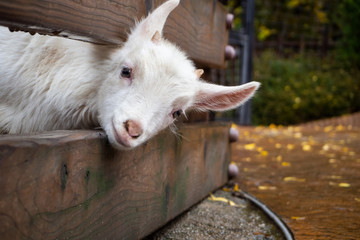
top-left (215, 0), bottom-right (360, 126)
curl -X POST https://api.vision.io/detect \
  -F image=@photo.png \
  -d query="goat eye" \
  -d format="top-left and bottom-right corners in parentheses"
top-left (120, 66), bottom-right (132, 78)
top-left (172, 110), bottom-right (183, 119)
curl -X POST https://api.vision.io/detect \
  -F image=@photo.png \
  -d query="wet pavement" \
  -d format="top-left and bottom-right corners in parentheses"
top-left (233, 113), bottom-right (360, 239)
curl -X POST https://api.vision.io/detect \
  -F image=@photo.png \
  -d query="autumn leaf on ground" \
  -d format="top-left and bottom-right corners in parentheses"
top-left (329, 175), bottom-right (342, 179)
top-left (336, 125), bottom-right (345, 131)
top-left (275, 143), bottom-right (282, 149)
top-left (329, 159), bottom-right (337, 164)
top-left (287, 144), bottom-right (295, 150)
top-left (338, 183), bottom-right (351, 187)
top-left (324, 126), bottom-right (333, 132)
top-left (322, 144), bottom-right (330, 151)
top-left (284, 176), bottom-right (306, 182)
top-left (281, 162), bottom-right (291, 167)
top-left (260, 150), bottom-right (268, 157)
top-left (268, 123), bottom-right (278, 130)
top-left (208, 193), bottom-right (243, 207)
top-left (258, 186), bottom-right (277, 190)
top-left (244, 143), bottom-right (256, 150)
top-left (302, 143), bottom-right (311, 151)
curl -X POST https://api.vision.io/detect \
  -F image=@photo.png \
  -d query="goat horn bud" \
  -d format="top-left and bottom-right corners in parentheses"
top-left (151, 31), bottom-right (161, 43)
top-left (195, 69), bottom-right (204, 78)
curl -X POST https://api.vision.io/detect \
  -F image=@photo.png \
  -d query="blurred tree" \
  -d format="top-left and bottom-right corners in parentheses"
top-left (334, 0), bottom-right (360, 67)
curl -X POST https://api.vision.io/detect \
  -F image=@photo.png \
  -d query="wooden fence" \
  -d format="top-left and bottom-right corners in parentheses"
top-left (0, 0), bottom-right (232, 238)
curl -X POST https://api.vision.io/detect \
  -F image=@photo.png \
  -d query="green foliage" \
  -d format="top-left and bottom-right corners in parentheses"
top-left (255, 0), bottom-right (332, 42)
top-left (252, 50), bottom-right (360, 125)
top-left (226, 0), bottom-right (243, 29)
top-left (334, 0), bottom-right (360, 67)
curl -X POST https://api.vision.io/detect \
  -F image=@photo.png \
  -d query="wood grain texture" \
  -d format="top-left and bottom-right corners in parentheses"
top-left (0, 0), bottom-right (228, 68)
top-left (0, 122), bottom-right (230, 239)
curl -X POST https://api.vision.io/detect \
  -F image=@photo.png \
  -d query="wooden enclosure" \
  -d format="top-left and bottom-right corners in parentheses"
top-left (0, 0), bottom-right (232, 239)
top-left (0, 0), bottom-right (229, 68)
top-left (0, 123), bottom-right (230, 239)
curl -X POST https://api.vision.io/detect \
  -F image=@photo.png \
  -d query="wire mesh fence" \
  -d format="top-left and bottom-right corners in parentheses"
top-left (213, 0), bottom-right (346, 125)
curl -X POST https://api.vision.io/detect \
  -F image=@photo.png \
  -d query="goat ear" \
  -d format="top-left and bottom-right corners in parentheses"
top-left (195, 69), bottom-right (204, 78)
top-left (193, 81), bottom-right (260, 111)
top-left (132, 0), bottom-right (179, 41)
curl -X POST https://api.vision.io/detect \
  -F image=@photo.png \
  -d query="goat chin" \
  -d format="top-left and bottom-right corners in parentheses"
top-left (0, 0), bottom-right (260, 150)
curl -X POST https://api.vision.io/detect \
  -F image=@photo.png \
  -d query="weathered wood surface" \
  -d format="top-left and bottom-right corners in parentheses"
top-left (232, 114), bottom-right (360, 240)
top-left (0, 0), bottom-right (228, 68)
top-left (0, 122), bottom-right (230, 239)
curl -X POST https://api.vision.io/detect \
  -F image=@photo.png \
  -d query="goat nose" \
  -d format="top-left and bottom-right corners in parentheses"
top-left (124, 120), bottom-right (143, 139)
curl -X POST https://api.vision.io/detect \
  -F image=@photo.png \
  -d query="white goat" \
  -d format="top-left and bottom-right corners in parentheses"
top-left (0, 0), bottom-right (260, 150)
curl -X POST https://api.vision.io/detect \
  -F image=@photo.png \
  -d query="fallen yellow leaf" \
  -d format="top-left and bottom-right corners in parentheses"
top-left (329, 175), bottom-right (342, 179)
top-left (329, 159), bottom-right (336, 164)
top-left (275, 143), bottom-right (282, 149)
top-left (284, 176), bottom-right (306, 182)
top-left (336, 125), bottom-right (345, 131)
top-left (228, 200), bottom-right (238, 206)
top-left (222, 187), bottom-right (231, 192)
top-left (260, 150), bottom-right (268, 157)
top-left (258, 186), bottom-right (277, 190)
top-left (294, 132), bottom-right (302, 138)
top-left (287, 144), bottom-right (295, 150)
top-left (322, 144), bottom-right (330, 151)
top-left (324, 126), bottom-right (333, 132)
top-left (281, 162), bottom-right (291, 167)
top-left (208, 193), bottom-right (229, 203)
top-left (256, 146), bottom-right (263, 152)
top-left (244, 143), bottom-right (256, 150)
top-left (339, 183), bottom-right (351, 187)
top-left (302, 144), bottom-right (311, 151)
top-left (208, 193), bottom-right (242, 207)
top-left (234, 184), bottom-right (239, 192)
top-left (276, 155), bottom-right (283, 162)
top-left (243, 157), bottom-right (251, 162)
top-left (355, 198), bottom-right (360, 202)
top-left (291, 216), bottom-right (306, 220)
top-left (269, 123), bottom-right (277, 129)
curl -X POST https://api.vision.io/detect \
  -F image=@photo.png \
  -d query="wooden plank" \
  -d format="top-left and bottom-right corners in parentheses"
top-left (0, 122), bottom-right (230, 239)
top-left (0, 0), bottom-right (228, 68)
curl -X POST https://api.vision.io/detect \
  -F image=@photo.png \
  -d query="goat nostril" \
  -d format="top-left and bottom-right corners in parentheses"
top-left (123, 120), bottom-right (143, 139)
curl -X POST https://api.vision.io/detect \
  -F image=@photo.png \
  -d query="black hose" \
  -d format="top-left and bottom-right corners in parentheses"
top-left (235, 190), bottom-right (294, 240)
